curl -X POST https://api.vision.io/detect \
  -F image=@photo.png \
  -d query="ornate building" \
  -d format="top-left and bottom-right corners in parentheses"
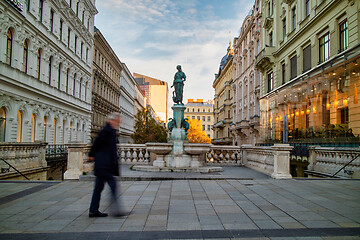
top-left (134, 84), bottom-right (146, 115)
top-left (0, 0), bottom-right (97, 144)
top-left (255, 0), bottom-right (360, 145)
top-left (212, 43), bottom-right (234, 145)
top-left (134, 73), bottom-right (168, 123)
top-left (184, 99), bottom-right (214, 139)
top-left (232, 0), bottom-right (262, 146)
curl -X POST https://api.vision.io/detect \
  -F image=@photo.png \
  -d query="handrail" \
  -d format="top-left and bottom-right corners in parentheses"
top-left (0, 157), bottom-right (30, 180)
top-left (331, 153), bottom-right (360, 177)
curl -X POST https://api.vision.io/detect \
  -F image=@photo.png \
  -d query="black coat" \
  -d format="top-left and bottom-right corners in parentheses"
top-left (89, 123), bottom-right (119, 177)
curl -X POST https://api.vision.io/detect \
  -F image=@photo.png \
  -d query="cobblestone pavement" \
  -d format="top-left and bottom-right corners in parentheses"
top-left (0, 167), bottom-right (359, 239)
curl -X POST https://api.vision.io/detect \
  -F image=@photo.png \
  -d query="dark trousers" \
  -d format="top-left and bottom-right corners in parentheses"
top-left (89, 175), bottom-right (118, 213)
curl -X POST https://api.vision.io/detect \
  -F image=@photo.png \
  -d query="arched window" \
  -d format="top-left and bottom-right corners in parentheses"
top-left (0, 107), bottom-right (6, 142)
top-left (17, 111), bottom-right (23, 142)
top-left (23, 40), bottom-right (29, 73)
top-left (73, 73), bottom-right (77, 96)
top-left (44, 116), bottom-right (48, 142)
top-left (48, 56), bottom-right (53, 85)
top-left (58, 63), bottom-right (62, 89)
top-left (31, 114), bottom-right (36, 142)
top-left (7, 29), bottom-right (13, 65)
top-left (66, 68), bottom-right (70, 93)
top-left (37, 49), bottom-right (42, 80)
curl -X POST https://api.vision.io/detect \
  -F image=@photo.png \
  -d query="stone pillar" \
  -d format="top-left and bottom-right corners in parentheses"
top-left (307, 146), bottom-right (319, 171)
top-left (241, 144), bottom-right (252, 166)
top-left (271, 144), bottom-right (293, 179)
top-left (170, 104), bottom-right (187, 141)
top-left (64, 142), bottom-right (87, 180)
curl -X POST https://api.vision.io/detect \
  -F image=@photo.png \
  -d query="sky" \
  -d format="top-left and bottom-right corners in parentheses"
top-left (94, 0), bottom-right (254, 104)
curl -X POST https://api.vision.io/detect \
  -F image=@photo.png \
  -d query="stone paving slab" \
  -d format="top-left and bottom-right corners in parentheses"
top-left (0, 176), bottom-right (360, 239)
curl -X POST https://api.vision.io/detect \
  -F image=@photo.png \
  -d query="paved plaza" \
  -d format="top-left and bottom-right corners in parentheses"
top-left (0, 166), bottom-right (359, 239)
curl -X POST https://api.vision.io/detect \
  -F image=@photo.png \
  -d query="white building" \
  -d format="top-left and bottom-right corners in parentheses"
top-left (120, 63), bottom-right (137, 143)
top-left (0, 0), bottom-right (97, 144)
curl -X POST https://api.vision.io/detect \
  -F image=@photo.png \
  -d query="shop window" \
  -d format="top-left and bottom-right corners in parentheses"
top-left (31, 114), bottom-right (36, 142)
top-left (339, 20), bottom-right (348, 52)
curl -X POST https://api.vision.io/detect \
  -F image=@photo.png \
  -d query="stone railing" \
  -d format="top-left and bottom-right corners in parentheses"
top-left (308, 146), bottom-right (360, 178)
top-left (206, 145), bottom-right (242, 164)
top-left (0, 142), bottom-right (48, 180)
top-left (118, 144), bottom-right (149, 164)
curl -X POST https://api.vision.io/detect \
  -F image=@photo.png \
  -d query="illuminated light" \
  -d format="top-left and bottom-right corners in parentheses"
top-left (295, 111), bottom-right (299, 117)
top-left (280, 116), bottom-right (283, 121)
top-left (332, 72), bottom-right (336, 76)
top-left (355, 84), bottom-right (358, 104)
top-left (306, 109), bottom-right (310, 115)
top-left (276, 116), bottom-right (279, 121)
top-left (313, 106), bottom-right (317, 113)
top-left (291, 113), bottom-right (294, 118)
top-left (334, 101), bottom-right (338, 108)
top-left (343, 98), bottom-right (348, 107)
top-left (353, 71), bottom-right (356, 75)
top-left (326, 95), bottom-right (330, 110)
top-left (288, 114), bottom-right (291, 119)
top-left (301, 110), bottom-right (304, 115)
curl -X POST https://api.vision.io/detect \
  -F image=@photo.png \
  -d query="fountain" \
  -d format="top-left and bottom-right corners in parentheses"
top-left (134, 66), bottom-right (222, 173)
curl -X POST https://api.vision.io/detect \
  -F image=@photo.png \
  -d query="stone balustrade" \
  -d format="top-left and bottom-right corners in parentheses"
top-left (0, 142), bottom-right (48, 180)
top-left (308, 146), bottom-right (360, 178)
top-left (206, 145), bottom-right (242, 164)
top-left (118, 144), bottom-right (149, 164)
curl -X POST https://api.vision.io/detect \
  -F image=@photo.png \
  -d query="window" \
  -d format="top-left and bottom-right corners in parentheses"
top-left (207, 125), bottom-right (210, 131)
top-left (87, 18), bottom-right (90, 30)
top-left (202, 125), bottom-right (205, 131)
top-left (292, 7), bottom-right (296, 31)
top-left (80, 42), bottom-right (83, 59)
top-left (82, 11), bottom-right (85, 23)
top-left (37, 49), bottom-right (41, 79)
top-left (27, 0), bottom-right (30, 11)
top-left (267, 71), bottom-right (273, 92)
top-left (44, 116), bottom-right (47, 142)
top-left (58, 63), bottom-right (62, 89)
top-left (73, 73), bottom-right (76, 96)
top-left (305, 0), bottom-right (310, 17)
top-left (228, 110), bottom-right (231, 119)
top-left (6, 29), bottom-right (12, 65)
top-left (86, 48), bottom-right (89, 63)
top-left (290, 55), bottom-right (297, 79)
top-left (198, 108), bottom-right (200, 112)
top-left (0, 107), bottom-right (6, 142)
top-left (282, 18), bottom-right (286, 40)
top-left (303, 45), bottom-right (311, 72)
top-left (23, 40), bottom-right (29, 73)
top-left (66, 68), bottom-right (70, 93)
top-left (208, 116), bottom-right (210, 121)
top-left (319, 32), bottom-right (330, 63)
top-left (17, 110), bottom-right (23, 142)
top-left (339, 20), bottom-right (348, 52)
top-left (269, 31), bottom-right (273, 46)
top-left (202, 116), bottom-right (205, 121)
top-left (282, 63), bottom-right (285, 85)
top-left (68, 28), bottom-right (71, 48)
top-left (54, 118), bottom-right (57, 144)
top-left (228, 90), bottom-right (231, 99)
top-left (192, 116), bottom-right (195, 119)
top-left (197, 116), bottom-right (200, 120)
top-left (79, 78), bottom-right (82, 99)
top-left (50, 9), bottom-right (54, 32)
top-left (268, 1), bottom-right (271, 16)
top-left (60, 19), bottom-right (63, 41)
top-left (76, 1), bottom-right (79, 15)
top-left (74, 35), bottom-right (78, 54)
top-left (39, 0), bottom-right (43, 22)
top-left (85, 82), bottom-right (88, 101)
top-left (31, 114), bottom-right (36, 142)
top-left (48, 57), bottom-right (53, 85)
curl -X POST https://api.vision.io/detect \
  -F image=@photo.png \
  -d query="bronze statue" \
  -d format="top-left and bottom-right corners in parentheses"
top-left (171, 65), bottom-right (186, 104)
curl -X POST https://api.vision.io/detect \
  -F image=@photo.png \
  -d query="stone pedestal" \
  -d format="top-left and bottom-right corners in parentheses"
top-left (271, 144), bottom-right (293, 179)
top-left (64, 143), bottom-right (87, 180)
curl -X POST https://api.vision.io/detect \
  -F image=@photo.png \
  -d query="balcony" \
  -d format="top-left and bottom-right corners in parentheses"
top-left (213, 120), bottom-right (225, 128)
top-left (263, 17), bottom-right (273, 30)
top-left (255, 47), bottom-right (276, 72)
top-left (249, 115), bottom-right (260, 127)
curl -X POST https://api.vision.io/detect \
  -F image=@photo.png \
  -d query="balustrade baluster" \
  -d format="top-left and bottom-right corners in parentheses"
top-left (132, 148), bottom-right (138, 163)
top-left (144, 150), bottom-right (149, 163)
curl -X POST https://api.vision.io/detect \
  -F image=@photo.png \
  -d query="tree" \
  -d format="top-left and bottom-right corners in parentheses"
top-left (187, 119), bottom-right (211, 144)
top-left (131, 107), bottom-right (167, 144)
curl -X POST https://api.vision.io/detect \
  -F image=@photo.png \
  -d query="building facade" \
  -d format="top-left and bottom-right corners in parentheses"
top-left (120, 63), bottom-right (137, 143)
top-left (255, 0), bottom-right (360, 145)
top-left (134, 84), bottom-right (146, 115)
top-left (0, 0), bottom-right (97, 144)
top-left (92, 27), bottom-right (122, 141)
top-left (232, 0), bottom-right (263, 146)
top-left (212, 43), bottom-right (234, 145)
top-left (134, 73), bottom-right (168, 123)
top-left (184, 99), bottom-right (214, 139)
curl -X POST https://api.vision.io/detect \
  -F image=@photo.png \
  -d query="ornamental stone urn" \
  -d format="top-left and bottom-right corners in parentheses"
top-left (183, 143), bottom-right (211, 168)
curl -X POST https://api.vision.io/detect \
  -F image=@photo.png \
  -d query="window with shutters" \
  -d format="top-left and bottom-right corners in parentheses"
top-left (290, 55), bottom-right (297, 79)
top-left (303, 45), bottom-right (311, 72)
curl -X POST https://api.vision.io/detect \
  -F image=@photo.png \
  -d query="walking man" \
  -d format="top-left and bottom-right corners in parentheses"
top-left (88, 112), bottom-right (126, 217)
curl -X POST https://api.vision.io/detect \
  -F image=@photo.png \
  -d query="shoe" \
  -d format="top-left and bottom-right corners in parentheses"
top-left (89, 211), bottom-right (108, 218)
top-left (112, 211), bottom-right (129, 217)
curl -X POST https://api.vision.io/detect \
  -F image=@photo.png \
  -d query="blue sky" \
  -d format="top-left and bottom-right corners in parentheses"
top-left (95, 0), bottom-right (254, 103)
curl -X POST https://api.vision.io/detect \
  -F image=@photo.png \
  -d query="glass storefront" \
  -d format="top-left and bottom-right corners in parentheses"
top-left (260, 51), bottom-right (360, 146)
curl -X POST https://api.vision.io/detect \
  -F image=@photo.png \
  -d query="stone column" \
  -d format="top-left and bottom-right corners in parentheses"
top-left (271, 144), bottom-right (293, 179)
top-left (64, 142), bottom-right (87, 180)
